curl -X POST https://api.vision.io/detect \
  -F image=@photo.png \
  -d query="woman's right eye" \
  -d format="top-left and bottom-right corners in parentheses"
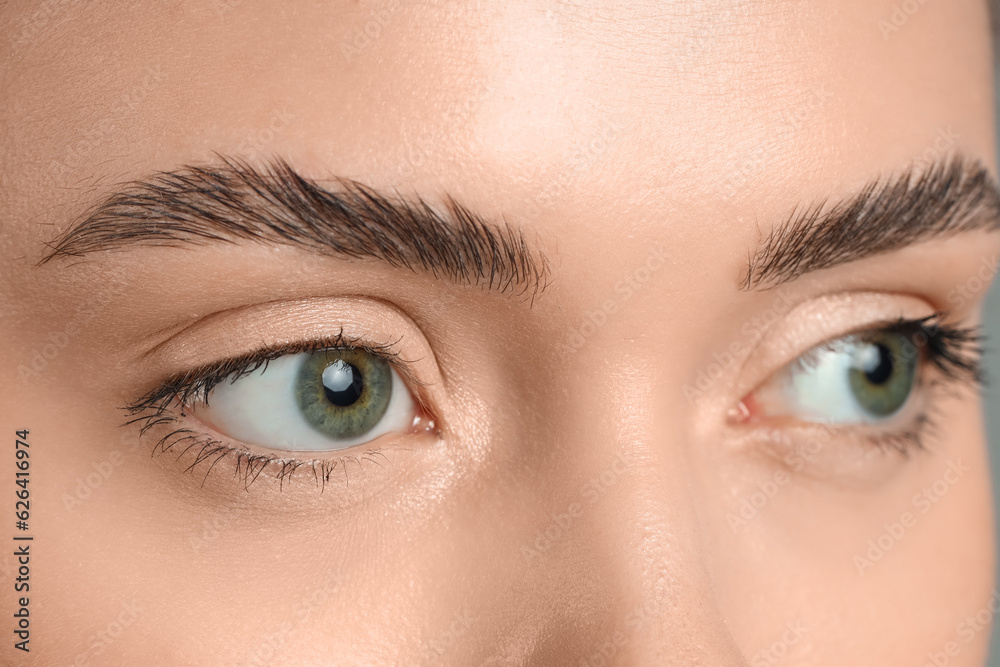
top-left (187, 347), bottom-right (421, 452)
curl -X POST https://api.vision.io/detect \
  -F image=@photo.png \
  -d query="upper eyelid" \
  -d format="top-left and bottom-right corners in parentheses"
top-left (133, 294), bottom-right (443, 379)
top-left (121, 295), bottom-right (452, 450)
top-left (722, 291), bottom-right (936, 399)
top-left (799, 314), bottom-right (942, 357)
top-left (124, 330), bottom-right (429, 422)
top-left (785, 313), bottom-right (982, 379)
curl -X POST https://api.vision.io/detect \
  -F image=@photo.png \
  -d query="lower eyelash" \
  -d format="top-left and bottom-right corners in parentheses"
top-left (860, 384), bottom-right (944, 455)
top-left (141, 416), bottom-right (396, 491)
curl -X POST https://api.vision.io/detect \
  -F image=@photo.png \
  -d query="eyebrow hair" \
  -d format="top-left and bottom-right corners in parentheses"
top-left (40, 155), bottom-right (550, 300)
top-left (742, 156), bottom-right (1000, 290)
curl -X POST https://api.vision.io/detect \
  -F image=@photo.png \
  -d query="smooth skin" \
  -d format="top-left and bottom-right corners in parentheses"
top-left (1, 1), bottom-right (999, 664)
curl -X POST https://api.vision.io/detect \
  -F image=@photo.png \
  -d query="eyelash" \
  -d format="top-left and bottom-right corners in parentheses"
top-left (124, 314), bottom-right (984, 490)
top-left (771, 312), bottom-right (983, 455)
top-left (123, 330), bottom-right (427, 491)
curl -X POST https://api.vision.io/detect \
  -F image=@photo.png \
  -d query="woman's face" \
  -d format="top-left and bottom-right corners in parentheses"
top-left (3, 0), bottom-right (999, 664)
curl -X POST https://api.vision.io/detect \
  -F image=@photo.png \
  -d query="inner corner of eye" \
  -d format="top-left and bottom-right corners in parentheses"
top-left (727, 394), bottom-right (758, 424)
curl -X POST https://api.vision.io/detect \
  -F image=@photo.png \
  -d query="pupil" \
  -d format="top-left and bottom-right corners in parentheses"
top-left (862, 343), bottom-right (894, 385)
top-left (322, 360), bottom-right (363, 407)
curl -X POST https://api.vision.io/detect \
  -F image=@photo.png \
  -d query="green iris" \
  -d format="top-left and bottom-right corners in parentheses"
top-left (847, 332), bottom-right (917, 418)
top-left (295, 348), bottom-right (393, 440)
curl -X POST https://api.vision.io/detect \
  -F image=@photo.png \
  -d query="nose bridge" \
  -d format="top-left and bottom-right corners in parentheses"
top-left (559, 349), bottom-right (748, 665)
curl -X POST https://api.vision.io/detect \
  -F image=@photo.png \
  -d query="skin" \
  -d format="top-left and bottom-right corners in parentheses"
top-left (1, 0), bottom-right (999, 664)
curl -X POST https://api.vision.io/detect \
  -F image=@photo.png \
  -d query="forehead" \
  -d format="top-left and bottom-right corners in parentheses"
top-left (0, 0), bottom-right (993, 256)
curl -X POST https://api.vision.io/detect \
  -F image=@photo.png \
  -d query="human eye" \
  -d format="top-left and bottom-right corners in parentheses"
top-left (124, 331), bottom-right (435, 488)
top-left (732, 313), bottom-right (983, 452)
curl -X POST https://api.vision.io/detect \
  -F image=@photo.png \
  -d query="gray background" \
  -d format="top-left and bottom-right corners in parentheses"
top-left (981, 226), bottom-right (999, 665)
top-left (984, 7), bottom-right (1000, 661)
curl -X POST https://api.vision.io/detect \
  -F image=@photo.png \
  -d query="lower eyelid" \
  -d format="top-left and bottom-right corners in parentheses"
top-left (132, 405), bottom-right (438, 493)
top-left (729, 414), bottom-right (935, 486)
top-left (726, 372), bottom-right (971, 486)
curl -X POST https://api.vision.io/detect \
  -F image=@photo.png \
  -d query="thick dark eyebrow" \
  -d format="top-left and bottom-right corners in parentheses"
top-left (742, 156), bottom-right (1000, 290)
top-left (40, 155), bottom-right (550, 300)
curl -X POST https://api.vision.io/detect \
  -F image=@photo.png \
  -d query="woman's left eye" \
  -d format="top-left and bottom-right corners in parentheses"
top-left (189, 347), bottom-right (418, 451)
top-left (744, 330), bottom-right (920, 425)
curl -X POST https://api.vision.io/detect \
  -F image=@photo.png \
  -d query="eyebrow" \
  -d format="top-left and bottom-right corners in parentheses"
top-left (742, 156), bottom-right (1000, 290)
top-left (40, 155), bottom-right (550, 300)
